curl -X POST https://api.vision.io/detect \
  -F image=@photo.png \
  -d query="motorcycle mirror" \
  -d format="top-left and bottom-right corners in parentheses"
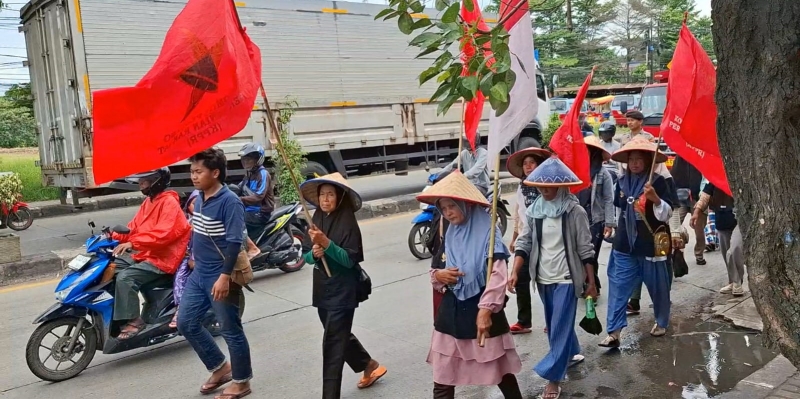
top-left (424, 164), bottom-right (430, 172)
top-left (111, 224), bottom-right (131, 235)
top-left (88, 220), bottom-right (95, 228)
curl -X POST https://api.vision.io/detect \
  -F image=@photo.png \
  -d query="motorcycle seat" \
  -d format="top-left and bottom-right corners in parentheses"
top-left (269, 204), bottom-right (297, 223)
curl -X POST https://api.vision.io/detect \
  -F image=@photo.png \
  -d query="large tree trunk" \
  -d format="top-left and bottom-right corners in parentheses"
top-left (712, 0), bottom-right (800, 367)
top-left (566, 0), bottom-right (574, 31)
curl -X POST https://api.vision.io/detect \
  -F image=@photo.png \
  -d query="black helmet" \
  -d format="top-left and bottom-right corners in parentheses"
top-left (598, 121), bottom-right (617, 137)
top-left (125, 167), bottom-right (171, 198)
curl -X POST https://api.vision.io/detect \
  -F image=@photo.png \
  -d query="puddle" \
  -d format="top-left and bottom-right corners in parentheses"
top-left (632, 317), bottom-right (778, 398)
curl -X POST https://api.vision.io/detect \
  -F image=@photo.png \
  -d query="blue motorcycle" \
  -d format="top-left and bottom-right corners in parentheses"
top-left (408, 173), bottom-right (509, 260)
top-left (25, 223), bottom-right (225, 382)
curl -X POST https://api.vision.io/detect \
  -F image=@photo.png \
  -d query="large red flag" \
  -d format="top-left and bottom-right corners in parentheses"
top-left (91, 0), bottom-right (262, 185)
top-left (460, 1), bottom-right (490, 151)
top-left (661, 23), bottom-right (730, 195)
top-left (549, 69), bottom-right (594, 193)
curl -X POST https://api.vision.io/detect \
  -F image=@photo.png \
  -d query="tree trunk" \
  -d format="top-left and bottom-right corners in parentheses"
top-left (712, 0), bottom-right (800, 367)
top-left (565, 0), bottom-right (574, 31)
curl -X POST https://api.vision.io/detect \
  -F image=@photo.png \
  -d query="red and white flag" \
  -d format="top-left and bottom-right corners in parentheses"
top-left (92, 0), bottom-right (261, 185)
top-left (660, 23), bottom-right (730, 195)
top-left (487, 0), bottom-right (538, 167)
top-left (460, 1), bottom-right (490, 151)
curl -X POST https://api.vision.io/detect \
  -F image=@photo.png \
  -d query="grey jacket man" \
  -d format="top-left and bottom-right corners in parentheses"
top-left (589, 169), bottom-right (617, 227)
top-left (441, 147), bottom-right (490, 194)
top-left (514, 200), bottom-right (596, 299)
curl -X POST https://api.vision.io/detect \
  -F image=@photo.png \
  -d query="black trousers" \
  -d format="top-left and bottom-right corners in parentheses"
top-left (433, 374), bottom-right (522, 399)
top-left (318, 308), bottom-right (371, 399)
top-left (590, 222), bottom-right (604, 290)
top-left (514, 264), bottom-right (532, 328)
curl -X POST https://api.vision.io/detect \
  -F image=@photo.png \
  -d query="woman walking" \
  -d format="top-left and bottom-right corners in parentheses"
top-left (299, 173), bottom-right (386, 399)
top-left (578, 136), bottom-right (616, 293)
top-left (600, 140), bottom-right (674, 348)
top-left (416, 172), bottom-right (523, 399)
top-left (510, 157), bottom-right (598, 399)
top-left (506, 146), bottom-right (551, 334)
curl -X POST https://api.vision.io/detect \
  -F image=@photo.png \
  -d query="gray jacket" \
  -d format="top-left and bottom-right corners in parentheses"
top-left (514, 201), bottom-right (595, 298)
top-left (441, 147), bottom-right (490, 192)
top-left (590, 169), bottom-right (616, 227)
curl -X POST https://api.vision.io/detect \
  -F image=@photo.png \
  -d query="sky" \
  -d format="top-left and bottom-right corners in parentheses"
top-left (0, 0), bottom-right (712, 94)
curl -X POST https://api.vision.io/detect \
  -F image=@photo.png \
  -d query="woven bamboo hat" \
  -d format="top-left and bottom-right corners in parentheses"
top-left (416, 171), bottom-right (489, 207)
top-left (611, 137), bottom-right (667, 164)
top-left (584, 135), bottom-right (612, 161)
top-left (506, 147), bottom-right (552, 180)
top-left (523, 157), bottom-right (583, 187)
top-left (299, 172), bottom-right (362, 211)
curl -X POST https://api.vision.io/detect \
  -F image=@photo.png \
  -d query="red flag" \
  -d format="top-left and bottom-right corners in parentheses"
top-left (460, 1), bottom-right (490, 151)
top-left (91, 0), bottom-right (262, 185)
top-left (661, 23), bottom-right (730, 195)
top-left (549, 69), bottom-right (594, 193)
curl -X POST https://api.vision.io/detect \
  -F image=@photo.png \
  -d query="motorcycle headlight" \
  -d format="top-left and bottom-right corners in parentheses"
top-left (55, 289), bottom-right (70, 302)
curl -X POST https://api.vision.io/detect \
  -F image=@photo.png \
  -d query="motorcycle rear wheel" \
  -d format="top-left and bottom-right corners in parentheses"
top-left (279, 226), bottom-right (307, 273)
top-left (7, 206), bottom-right (34, 231)
top-left (26, 317), bottom-right (97, 382)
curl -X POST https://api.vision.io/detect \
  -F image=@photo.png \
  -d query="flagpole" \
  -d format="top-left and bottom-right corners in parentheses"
top-left (457, 99), bottom-right (465, 171)
top-left (647, 130), bottom-right (664, 184)
top-left (479, 156), bottom-right (502, 347)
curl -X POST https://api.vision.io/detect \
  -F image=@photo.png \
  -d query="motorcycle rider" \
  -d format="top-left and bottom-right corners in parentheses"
top-left (238, 143), bottom-right (275, 259)
top-left (111, 167), bottom-right (191, 340)
top-left (438, 135), bottom-right (490, 195)
top-left (598, 121), bottom-right (621, 182)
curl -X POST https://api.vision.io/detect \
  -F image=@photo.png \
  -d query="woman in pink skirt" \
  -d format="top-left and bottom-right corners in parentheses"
top-left (417, 172), bottom-right (523, 399)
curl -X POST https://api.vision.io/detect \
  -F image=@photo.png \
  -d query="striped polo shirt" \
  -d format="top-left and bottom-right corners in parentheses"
top-left (192, 185), bottom-right (246, 278)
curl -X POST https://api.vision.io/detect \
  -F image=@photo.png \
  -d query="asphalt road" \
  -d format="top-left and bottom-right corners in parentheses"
top-left (16, 169), bottom-right (512, 257)
top-left (0, 195), bottom-right (765, 399)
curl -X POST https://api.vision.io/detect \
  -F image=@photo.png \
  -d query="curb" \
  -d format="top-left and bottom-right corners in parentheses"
top-left (717, 355), bottom-right (797, 399)
top-left (2, 179), bottom-right (522, 286)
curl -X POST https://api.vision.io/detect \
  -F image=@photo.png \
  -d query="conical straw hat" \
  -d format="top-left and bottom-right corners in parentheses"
top-left (523, 157), bottom-right (583, 187)
top-left (299, 172), bottom-right (362, 211)
top-left (506, 147), bottom-right (552, 180)
top-left (416, 171), bottom-right (489, 207)
top-left (584, 135), bottom-right (611, 161)
top-left (611, 137), bottom-right (667, 164)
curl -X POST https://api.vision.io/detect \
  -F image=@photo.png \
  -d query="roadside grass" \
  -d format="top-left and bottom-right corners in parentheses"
top-left (0, 149), bottom-right (60, 202)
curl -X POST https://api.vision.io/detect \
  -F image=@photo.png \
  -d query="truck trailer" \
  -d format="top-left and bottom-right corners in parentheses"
top-left (20, 0), bottom-right (550, 203)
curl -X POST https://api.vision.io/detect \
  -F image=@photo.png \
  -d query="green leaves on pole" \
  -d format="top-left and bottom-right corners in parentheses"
top-left (376, 0), bottom-right (518, 117)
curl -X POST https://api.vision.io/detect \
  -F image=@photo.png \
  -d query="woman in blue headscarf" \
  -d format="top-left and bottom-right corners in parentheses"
top-left (600, 139), bottom-right (673, 348)
top-left (510, 157), bottom-right (598, 399)
top-left (170, 189), bottom-right (200, 329)
top-left (416, 172), bottom-right (522, 399)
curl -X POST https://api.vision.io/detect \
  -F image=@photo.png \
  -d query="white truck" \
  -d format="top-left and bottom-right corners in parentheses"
top-left (20, 0), bottom-right (549, 203)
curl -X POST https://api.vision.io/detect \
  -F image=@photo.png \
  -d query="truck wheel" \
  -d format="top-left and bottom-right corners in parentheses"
top-left (302, 161), bottom-right (328, 180)
top-left (517, 136), bottom-right (542, 151)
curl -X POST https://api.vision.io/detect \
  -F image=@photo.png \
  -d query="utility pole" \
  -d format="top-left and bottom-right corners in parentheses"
top-left (646, 18), bottom-right (654, 84)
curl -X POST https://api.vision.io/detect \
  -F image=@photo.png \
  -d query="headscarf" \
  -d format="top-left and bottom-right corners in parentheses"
top-left (519, 155), bottom-right (541, 207)
top-left (184, 190), bottom-right (200, 220)
top-left (304, 184), bottom-right (364, 265)
top-left (439, 199), bottom-right (509, 301)
top-left (619, 162), bottom-right (650, 249)
top-left (528, 187), bottom-right (577, 219)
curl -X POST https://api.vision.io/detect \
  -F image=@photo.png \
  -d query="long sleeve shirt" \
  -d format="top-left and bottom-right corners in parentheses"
top-left (441, 147), bottom-right (490, 192)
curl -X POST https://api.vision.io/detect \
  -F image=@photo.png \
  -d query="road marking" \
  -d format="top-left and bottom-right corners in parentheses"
top-left (361, 211), bottom-right (415, 225)
top-left (0, 278), bottom-right (59, 294)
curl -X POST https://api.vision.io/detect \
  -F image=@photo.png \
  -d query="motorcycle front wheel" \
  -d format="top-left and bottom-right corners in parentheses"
top-left (26, 317), bottom-right (97, 382)
top-left (408, 222), bottom-right (433, 260)
top-left (7, 206), bottom-right (34, 231)
top-left (279, 226), bottom-right (307, 273)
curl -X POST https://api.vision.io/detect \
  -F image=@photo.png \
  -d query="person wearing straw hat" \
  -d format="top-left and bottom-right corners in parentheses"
top-left (299, 173), bottom-right (387, 398)
top-left (576, 135), bottom-right (617, 294)
top-left (509, 157), bottom-right (598, 399)
top-left (417, 172), bottom-right (523, 399)
top-left (600, 139), bottom-right (674, 349)
top-left (505, 146), bottom-right (551, 335)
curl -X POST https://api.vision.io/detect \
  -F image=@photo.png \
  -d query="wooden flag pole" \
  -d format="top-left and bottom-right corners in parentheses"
top-left (647, 130), bottom-right (664, 184)
top-left (457, 99), bottom-right (466, 171)
top-left (259, 85), bottom-right (331, 278)
top-left (478, 155), bottom-right (502, 347)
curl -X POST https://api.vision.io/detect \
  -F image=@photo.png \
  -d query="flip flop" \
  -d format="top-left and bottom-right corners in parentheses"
top-left (568, 354), bottom-right (585, 367)
top-left (117, 320), bottom-right (145, 340)
top-left (200, 373), bottom-right (233, 395)
top-left (541, 386), bottom-right (562, 399)
top-left (598, 336), bottom-right (620, 348)
top-left (357, 365), bottom-right (387, 389)
top-left (650, 324), bottom-right (667, 337)
top-left (214, 389), bottom-right (251, 399)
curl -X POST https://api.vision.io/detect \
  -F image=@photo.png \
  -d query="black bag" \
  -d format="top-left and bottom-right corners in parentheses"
top-left (673, 249), bottom-right (689, 278)
top-left (355, 265), bottom-right (372, 303)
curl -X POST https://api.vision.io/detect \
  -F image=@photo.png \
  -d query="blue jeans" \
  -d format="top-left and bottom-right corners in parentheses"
top-left (177, 272), bottom-right (252, 383)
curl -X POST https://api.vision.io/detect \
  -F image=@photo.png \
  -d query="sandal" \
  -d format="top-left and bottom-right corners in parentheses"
top-left (650, 324), bottom-right (667, 337)
top-left (214, 389), bottom-right (251, 399)
top-left (598, 335), bottom-right (620, 348)
top-left (357, 365), bottom-right (387, 389)
top-left (542, 385), bottom-right (562, 399)
top-left (200, 373), bottom-right (232, 395)
top-left (169, 311), bottom-right (179, 329)
top-left (568, 354), bottom-right (585, 367)
top-left (117, 320), bottom-right (145, 340)
top-left (510, 323), bottom-right (532, 334)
